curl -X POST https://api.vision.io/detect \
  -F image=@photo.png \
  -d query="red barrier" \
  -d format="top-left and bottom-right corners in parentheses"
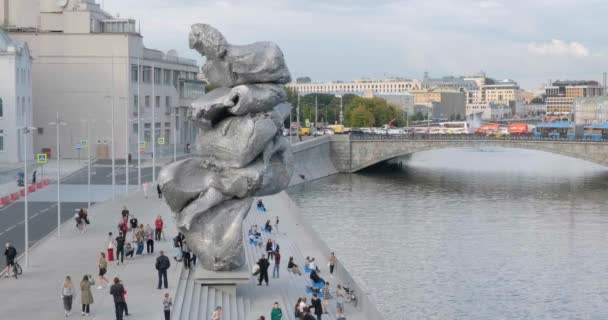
top-left (1, 197), bottom-right (7, 206)
top-left (19, 189), bottom-right (25, 197)
top-left (43, 179), bottom-right (49, 186)
top-left (10, 193), bottom-right (17, 201)
top-left (28, 185), bottom-right (35, 193)
top-left (36, 181), bottom-right (43, 189)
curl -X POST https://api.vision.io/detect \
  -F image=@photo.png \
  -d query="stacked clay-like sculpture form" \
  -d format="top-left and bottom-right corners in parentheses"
top-left (158, 24), bottom-right (294, 271)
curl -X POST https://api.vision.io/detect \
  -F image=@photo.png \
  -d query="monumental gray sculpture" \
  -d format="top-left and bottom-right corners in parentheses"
top-left (158, 24), bottom-right (294, 271)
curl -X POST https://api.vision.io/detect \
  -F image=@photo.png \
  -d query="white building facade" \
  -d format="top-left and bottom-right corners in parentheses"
top-left (288, 78), bottom-right (422, 95)
top-left (0, 30), bottom-right (33, 163)
top-left (3, 0), bottom-right (201, 159)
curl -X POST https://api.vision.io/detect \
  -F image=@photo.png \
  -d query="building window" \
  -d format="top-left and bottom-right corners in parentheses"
top-left (0, 129), bottom-right (3, 152)
top-left (142, 66), bottom-right (151, 83)
top-left (165, 96), bottom-right (171, 108)
top-left (145, 95), bottom-right (150, 107)
top-left (164, 129), bottom-right (171, 141)
top-left (164, 122), bottom-right (171, 128)
top-left (0, 98), bottom-right (3, 117)
top-left (164, 70), bottom-right (171, 85)
top-left (132, 123), bottom-right (138, 134)
top-left (133, 95), bottom-right (139, 112)
top-left (131, 65), bottom-right (138, 82)
top-left (155, 96), bottom-right (160, 108)
top-left (154, 68), bottom-right (162, 84)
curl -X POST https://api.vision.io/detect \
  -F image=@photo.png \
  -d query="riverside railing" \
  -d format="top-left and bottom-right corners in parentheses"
top-left (348, 133), bottom-right (608, 143)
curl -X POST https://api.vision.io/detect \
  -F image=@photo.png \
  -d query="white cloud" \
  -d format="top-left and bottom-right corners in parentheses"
top-left (528, 39), bottom-right (590, 57)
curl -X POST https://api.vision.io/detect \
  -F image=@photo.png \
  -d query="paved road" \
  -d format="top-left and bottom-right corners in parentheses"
top-left (62, 165), bottom-right (160, 185)
top-left (0, 201), bottom-right (89, 258)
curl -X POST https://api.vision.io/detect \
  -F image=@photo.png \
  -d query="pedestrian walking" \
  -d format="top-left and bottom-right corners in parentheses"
top-left (310, 294), bottom-right (323, 320)
top-left (302, 307), bottom-right (316, 320)
top-left (173, 233), bottom-right (184, 261)
top-left (107, 232), bottom-right (115, 262)
top-left (61, 275), bottom-right (74, 318)
top-left (145, 224), bottom-right (155, 254)
top-left (163, 292), bottom-right (172, 320)
top-left (110, 277), bottom-right (126, 320)
top-left (80, 275), bottom-right (94, 316)
top-left (97, 252), bottom-right (109, 289)
top-left (121, 279), bottom-right (130, 317)
top-left (271, 301), bottom-right (283, 320)
top-left (321, 282), bottom-right (330, 314)
top-left (155, 250), bottom-right (171, 289)
top-left (115, 232), bottom-right (126, 265)
top-left (154, 215), bottom-right (164, 241)
top-left (157, 184), bottom-right (163, 199)
top-left (294, 298), bottom-right (303, 319)
top-left (143, 181), bottom-right (149, 198)
top-left (272, 248), bottom-right (281, 279)
top-left (329, 252), bottom-right (337, 276)
top-left (128, 152), bottom-right (132, 165)
top-left (211, 306), bottom-right (222, 320)
top-left (257, 254), bottom-right (270, 286)
top-left (121, 206), bottom-right (130, 220)
top-left (335, 285), bottom-right (345, 314)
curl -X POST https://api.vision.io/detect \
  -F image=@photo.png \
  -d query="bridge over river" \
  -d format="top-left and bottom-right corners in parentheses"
top-left (327, 134), bottom-right (608, 173)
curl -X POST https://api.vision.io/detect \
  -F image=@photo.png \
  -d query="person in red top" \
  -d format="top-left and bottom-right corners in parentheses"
top-left (154, 215), bottom-right (163, 241)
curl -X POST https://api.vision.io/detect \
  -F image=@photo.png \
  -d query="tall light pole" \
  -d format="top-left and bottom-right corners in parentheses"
top-left (172, 110), bottom-right (178, 162)
top-left (120, 97), bottom-right (129, 194)
top-left (314, 94), bottom-right (318, 132)
top-left (152, 64), bottom-right (156, 188)
top-left (49, 114), bottom-right (67, 238)
top-left (296, 93), bottom-right (300, 140)
top-left (105, 95), bottom-right (115, 199)
top-left (137, 58), bottom-right (141, 189)
top-left (22, 126), bottom-right (36, 268)
top-left (335, 94), bottom-right (343, 125)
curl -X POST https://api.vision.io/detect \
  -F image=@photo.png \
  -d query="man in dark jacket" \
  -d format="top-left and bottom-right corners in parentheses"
top-left (110, 277), bottom-right (126, 320)
top-left (115, 232), bottom-right (126, 265)
top-left (257, 254), bottom-right (270, 286)
top-left (4, 242), bottom-right (17, 278)
top-left (302, 307), bottom-right (316, 320)
top-left (310, 294), bottom-right (323, 320)
top-left (155, 251), bottom-right (171, 289)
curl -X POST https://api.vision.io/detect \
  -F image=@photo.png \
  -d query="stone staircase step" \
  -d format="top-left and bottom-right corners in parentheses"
top-left (207, 287), bottom-right (216, 320)
top-left (171, 267), bottom-right (189, 320)
top-left (181, 271), bottom-right (195, 320)
top-left (189, 282), bottom-right (201, 320)
top-left (200, 286), bottom-right (209, 320)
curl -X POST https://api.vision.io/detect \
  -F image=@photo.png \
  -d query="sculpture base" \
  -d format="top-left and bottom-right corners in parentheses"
top-left (194, 261), bottom-right (250, 295)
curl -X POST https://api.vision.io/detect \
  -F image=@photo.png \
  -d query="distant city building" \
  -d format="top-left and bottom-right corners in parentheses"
top-left (3, 0), bottom-right (202, 159)
top-left (545, 80), bottom-right (604, 115)
top-left (422, 73), bottom-right (478, 91)
top-left (295, 76), bottom-right (312, 84)
top-left (287, 77), bottom-right (422, 95)
top-left (516, 103), bottom-right (546, 118)
top-left (465, 77), bottom-right (523, 118)
top-left (363, 91), bottom-right (415, 117)
top-left (482, 102), bottom-right (513, 121)
top-left (411, 89), bottom-right (465, 120)
top-left (0, 30), bottom-right (33, 163)
top-left (573, 96), bottom-right (608, 124)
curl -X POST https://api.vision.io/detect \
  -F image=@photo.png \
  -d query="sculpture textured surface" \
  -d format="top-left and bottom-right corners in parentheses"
top-left (158, 24), bottom-right (293, 271)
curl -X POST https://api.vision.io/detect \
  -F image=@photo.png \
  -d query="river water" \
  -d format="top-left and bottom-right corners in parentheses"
top-left (288, 148), bottom-right (608, 320)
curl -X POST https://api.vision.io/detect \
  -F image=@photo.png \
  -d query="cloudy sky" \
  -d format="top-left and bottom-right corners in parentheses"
top-left (104, 0), bottom-right (607, 90)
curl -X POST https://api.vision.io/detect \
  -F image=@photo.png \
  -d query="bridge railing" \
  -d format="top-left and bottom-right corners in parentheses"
top-left (348, 133), bottom-right (608, 143)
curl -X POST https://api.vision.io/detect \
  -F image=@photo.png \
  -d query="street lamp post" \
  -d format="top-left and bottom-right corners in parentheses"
top-left (48, 114), bottom-right (67, 238)
top-left (22, 126), bottom-right (36, 268)
top-left (314, 95), bottom-right (318, 133)
top-left (120, 97), bottom-right (129, 195)
top-left (296, 93), bottom-right (300, 141)
top-left (173, 111), bottom-right (178, 162)
top-left (335, 94), bottom-right (343, 125)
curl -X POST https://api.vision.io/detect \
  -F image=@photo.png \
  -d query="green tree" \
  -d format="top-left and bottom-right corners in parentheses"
top-left (343, 96), bottom-right (403, 127)
top-left (348, 105), bottom-right (375, 127)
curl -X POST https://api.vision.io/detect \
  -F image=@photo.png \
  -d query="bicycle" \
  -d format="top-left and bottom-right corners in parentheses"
top-left (12, 262), bottom-right (22, 279)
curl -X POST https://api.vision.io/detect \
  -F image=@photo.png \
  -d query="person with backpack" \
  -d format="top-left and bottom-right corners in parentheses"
top-left (271, 301), bottom-right (283, 320)
top-left (257, 254), bottom-right (270, 286)
top-left (110, 277), bottom-right (126, 320)
top-left (4, 242), bottom-right (17, 278)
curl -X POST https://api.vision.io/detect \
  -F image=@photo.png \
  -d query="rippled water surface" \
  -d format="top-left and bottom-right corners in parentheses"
top-left (288, 148), bottom-right (608, 320)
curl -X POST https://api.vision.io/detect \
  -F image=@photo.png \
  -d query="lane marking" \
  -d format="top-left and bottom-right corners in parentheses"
top-left (40, 208), bottom-right (50, 213)
top-left (5, 225), bottom-right (16, 232)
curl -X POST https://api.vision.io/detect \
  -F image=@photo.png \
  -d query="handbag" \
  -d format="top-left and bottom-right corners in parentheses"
top-left (252, 264), bottom-right (260, 276)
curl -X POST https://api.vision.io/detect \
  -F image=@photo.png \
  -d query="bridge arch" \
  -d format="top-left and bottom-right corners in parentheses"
top-left (330, 136), bottom-right (608, 173)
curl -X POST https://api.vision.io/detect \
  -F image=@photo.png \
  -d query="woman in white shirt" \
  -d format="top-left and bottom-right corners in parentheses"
top-left (61, 275), bottom-right (74, 317)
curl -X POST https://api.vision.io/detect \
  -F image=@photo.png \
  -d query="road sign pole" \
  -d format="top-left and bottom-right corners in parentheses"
top-left (23, 128), bottom-right (29, 268)
top-left (56, 113), bottom-right (61, 239)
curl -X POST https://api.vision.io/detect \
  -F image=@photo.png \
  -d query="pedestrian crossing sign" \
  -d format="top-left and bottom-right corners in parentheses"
top-left (36, 153), bottom-right (47, 164)
top-left (158, 137), bottom-right (165, 145)
top-left (139, 141), bottom-right (146, 148)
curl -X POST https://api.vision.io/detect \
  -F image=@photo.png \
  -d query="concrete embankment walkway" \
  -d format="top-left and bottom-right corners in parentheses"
top-left (0, 191), bottom-right (179, 320)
